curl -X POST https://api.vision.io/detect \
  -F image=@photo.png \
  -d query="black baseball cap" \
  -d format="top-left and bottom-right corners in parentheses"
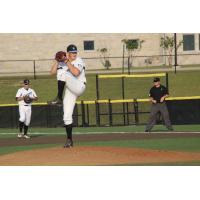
top-left (153, 77), bottom-right (160, 82)
top-left (23, 79), bottom-right (30, 85)
top-left (67, 44), bottom-right (77, 53)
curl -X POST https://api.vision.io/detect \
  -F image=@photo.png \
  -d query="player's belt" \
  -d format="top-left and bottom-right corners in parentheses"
top-left (57, 67), bottom-right (63, 70)
top-left (24, 105), bottom-right (30, 106)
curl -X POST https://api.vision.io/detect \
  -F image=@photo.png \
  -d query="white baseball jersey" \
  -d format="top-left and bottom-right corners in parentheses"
top-left (57, 62), bottom-right (68, 82)
top-left (16, 87), bottom-right (37, 126)
top-left (16, 87), bottom-right (37, 106)
top-left (71, 57), bottom-right (86, 83)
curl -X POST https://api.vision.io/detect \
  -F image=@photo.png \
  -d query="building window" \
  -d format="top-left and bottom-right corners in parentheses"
top-left (84, 41), bottom-right (94, 50)
top-left (125, 39), bottom-right (139, 49)
top-left (183, 34), bottom-right (195, 51)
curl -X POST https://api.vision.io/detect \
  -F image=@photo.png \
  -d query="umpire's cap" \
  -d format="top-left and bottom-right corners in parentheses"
top-left (67, 44), bottom-right (77, 53)
top-left (23, 79), bottom-right (30, 85)
top-left (153, 77), bottom-right (160, 82)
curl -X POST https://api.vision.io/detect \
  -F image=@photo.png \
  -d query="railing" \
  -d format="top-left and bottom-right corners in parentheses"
top-left (1, 53), bottom-right (200, 78)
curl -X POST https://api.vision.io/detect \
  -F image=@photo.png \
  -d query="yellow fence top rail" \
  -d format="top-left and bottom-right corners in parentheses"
top-left (98, 73), bottom-right (166, 79)
top-left (0, 102), bottom-right (48, 107)
top-left (1, 96), bottom-right (200, 107)
top-left (167, 96), bottom-right (200, 101)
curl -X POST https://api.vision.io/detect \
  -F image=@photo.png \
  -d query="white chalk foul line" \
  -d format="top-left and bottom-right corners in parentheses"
top-left (0, 131), bottom-right (131, 135)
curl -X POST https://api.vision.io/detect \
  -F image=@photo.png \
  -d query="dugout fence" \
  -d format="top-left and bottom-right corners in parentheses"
top-left (0, 96), bottom-right (200, 128)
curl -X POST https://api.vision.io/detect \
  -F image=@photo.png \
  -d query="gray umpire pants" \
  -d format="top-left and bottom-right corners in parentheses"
top-left (146, 102), bottom-right (172, 131)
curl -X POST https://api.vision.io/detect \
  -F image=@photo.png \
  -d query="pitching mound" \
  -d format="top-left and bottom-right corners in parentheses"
top-left (1, 146), bottom-right (200, 165)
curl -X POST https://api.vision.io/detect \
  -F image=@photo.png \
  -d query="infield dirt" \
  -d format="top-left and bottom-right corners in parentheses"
top-left (1, 132), bottom-right (200, 165)
top-left (1, 146), bottom-right (200, 165)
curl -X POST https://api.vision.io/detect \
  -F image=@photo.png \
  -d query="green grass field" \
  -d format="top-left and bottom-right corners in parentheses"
top-left (1, 71), bottom-right (200, 104)
top-left (1, 71), bottom-right (200, 165)
top-left (1, 134), bottom-right (200, 165)
top-left (0, 124), bottom-right (200, 136)
top-left (1, 137), bottom-right (200, 155)
top-left (1, 125), bottom-right (200, 165)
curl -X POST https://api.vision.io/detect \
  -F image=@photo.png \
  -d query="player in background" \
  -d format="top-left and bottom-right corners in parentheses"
top-left (16, 79), bottom-right (38, 138)
top-left (50, 44), bottom-right (86, 148)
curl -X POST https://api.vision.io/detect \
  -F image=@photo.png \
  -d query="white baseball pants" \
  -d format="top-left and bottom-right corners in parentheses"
top-left (19, 105), bottom-right (32, 126)
top-left (63, 73), bottom-right (86, 125)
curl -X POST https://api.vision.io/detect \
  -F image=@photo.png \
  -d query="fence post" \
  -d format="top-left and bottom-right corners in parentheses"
top-left (74, 104), bottom-right (79, 127)
top-left (108, 99), bottom-right (113, 126)
top-left (174, 33), bottom-right (177, 74)
top-left (96, 74), bottom-right (99, 99)
top-left (33, 60), bottom-right (36, 80)
top-left (126, 102), bottom-right (129, 125)
top-left (95, 100), bottom-right (100, 126)
top-left (122, 77), bottom-right (126, 125)
top-left (122, 44), bottom-right (125, 74)
top-left (81, 100), bottom-right (86, 127)
top-left (128, 56), bottom-right (130, 74)
top-left (166, 73), bottom-right (169, 92)
top-left (86, 104), bottom-right (90, 126)
top-left (122, 77), bottom-right (125, 99)
top-left (133, 99), bottom-right (139, 125)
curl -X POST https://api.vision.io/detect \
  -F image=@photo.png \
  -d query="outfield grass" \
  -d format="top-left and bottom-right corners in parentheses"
top-left (78, 137), bottom-right (200, 152)
top-left (0, 144), bottom-right (59, 156)
top-left (115, 160), bottom-right (200, 166)
top-left (1, 137), bottom-right (200, 156)
top-left (0, 124), bottom-right (200, 137)
top-left (0, 71), bottom-right (200, 104)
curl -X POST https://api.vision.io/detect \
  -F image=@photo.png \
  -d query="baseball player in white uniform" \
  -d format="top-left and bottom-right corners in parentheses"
top-left (50, 44), bottom-right (86, 148)
top-left (16, 79), bottom-right (38, 138)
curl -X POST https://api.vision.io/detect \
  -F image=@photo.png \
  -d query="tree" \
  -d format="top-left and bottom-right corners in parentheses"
top-left (122, 39), bottom-right (144, 67)
top-left (160, 36), bottom-right (183, 67)
top-left (97, 48), bottom-right (111, 70)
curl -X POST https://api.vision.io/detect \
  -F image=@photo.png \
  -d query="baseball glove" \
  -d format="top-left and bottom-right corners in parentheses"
top-left (55, 51), bottom-right (66, 62)
top-left (24, 95), bottom-right (33, 104)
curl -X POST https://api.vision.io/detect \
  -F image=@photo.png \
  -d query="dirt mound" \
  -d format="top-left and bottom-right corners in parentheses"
top-left (0, 146), bottom-right (200, 165)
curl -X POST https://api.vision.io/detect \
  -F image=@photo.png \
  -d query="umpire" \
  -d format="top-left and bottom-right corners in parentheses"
top-left (145, 77), bottom-right (173, 132)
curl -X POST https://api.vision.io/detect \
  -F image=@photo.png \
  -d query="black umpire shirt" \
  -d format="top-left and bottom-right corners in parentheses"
top-left (149, 85), bottom-right (169, 103)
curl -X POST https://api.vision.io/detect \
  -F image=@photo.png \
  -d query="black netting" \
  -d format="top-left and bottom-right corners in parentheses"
top-left (0, 99), bottom-right (200, 128)
top-left (85, 104), bottom-right (96, 126)
top-left (0, 106), bottom-right (18, 128)
top-left (167, 99), bottom-right (200, 124)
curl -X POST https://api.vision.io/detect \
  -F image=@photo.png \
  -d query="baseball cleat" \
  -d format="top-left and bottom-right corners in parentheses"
top-left (47, 97), bottom-right (62, 105)
top-left (17, 133), bottom-right (23, 138)
top-left (23, 134), bottom-right (30, 139)
top-left (63, 140), bottom-right (73, 148)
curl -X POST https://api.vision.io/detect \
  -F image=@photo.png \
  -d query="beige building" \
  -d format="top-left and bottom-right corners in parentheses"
top-left (0, 33), bottom-right (199, 75)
